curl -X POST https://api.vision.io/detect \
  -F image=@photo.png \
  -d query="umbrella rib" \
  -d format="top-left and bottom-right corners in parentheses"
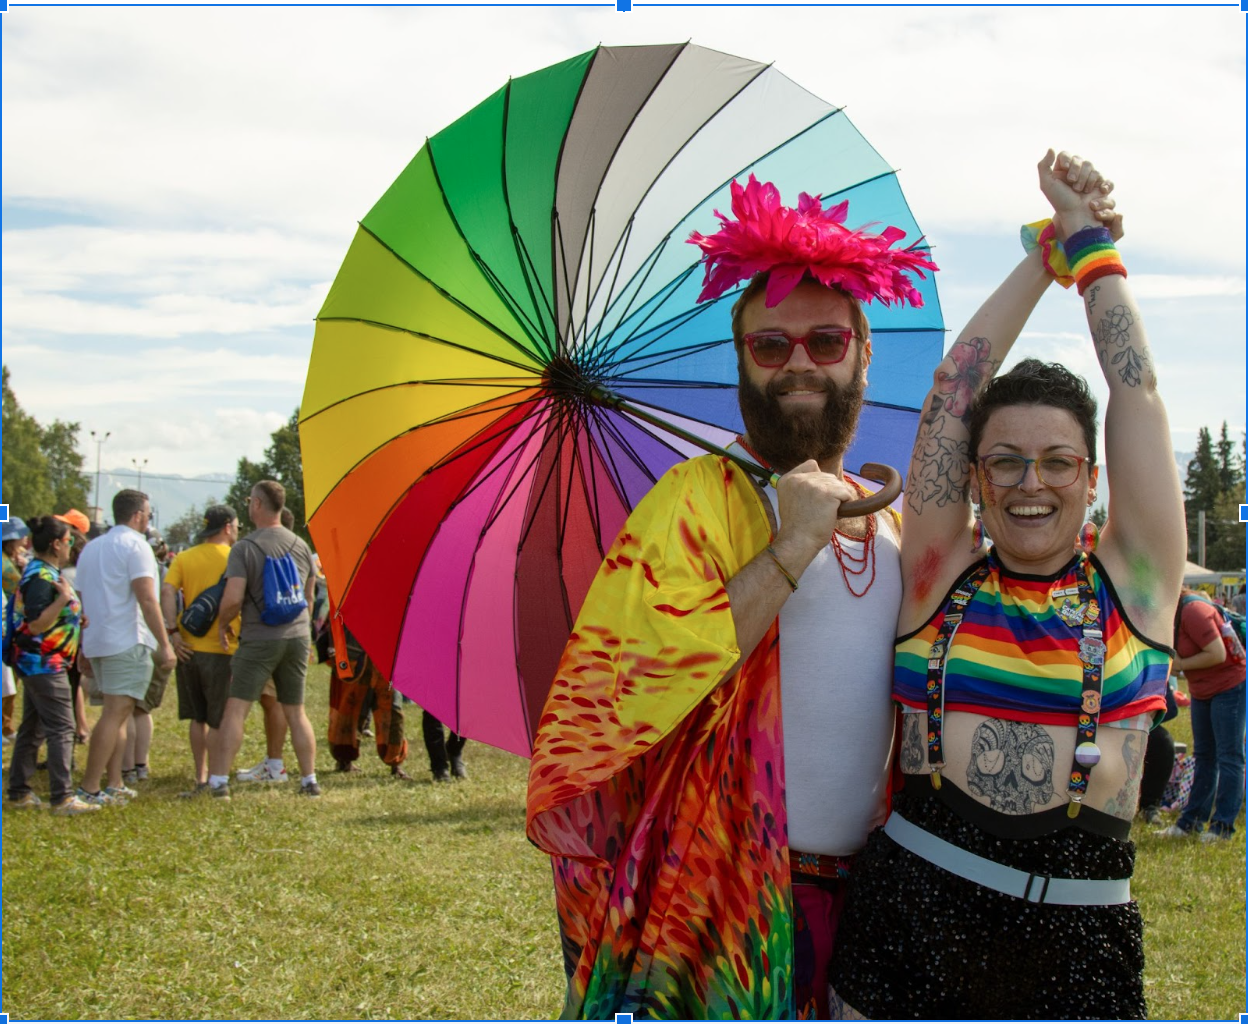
top-left (588, 403), bottom-right (664, 493)
top-left (575, 60), bottom-right (777, 360)
top-left (598, 297), bottom-right (723, 371)
top-left (350, 224), bottom-right (550, 369)
top-left (309, 395), bottom-right (548, 605)
top-left (577, 217), bottom-right (639, 368)
top-left (422, 146), bottom-right (552, 360)
top-left (498, 77), bottom-right (560, 362)
top-left (583, 105), bottom-right (859, 356)
top-left (582, 225), bottom-right (669, 372)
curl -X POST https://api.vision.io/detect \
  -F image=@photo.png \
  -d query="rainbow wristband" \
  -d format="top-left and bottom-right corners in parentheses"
top-left (1066, 226), bottom-right (1126, 296)
top-left (1020, 218), bottom-right (1073, 289)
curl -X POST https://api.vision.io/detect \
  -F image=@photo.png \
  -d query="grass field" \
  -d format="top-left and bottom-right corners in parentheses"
top-left (2, 665), bottom-right (1244, 1020)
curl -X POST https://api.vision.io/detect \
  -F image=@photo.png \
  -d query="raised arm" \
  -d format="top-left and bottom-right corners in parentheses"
top-left (1049, 180), bottom-right (1186, 630)
top-left (900, 151), bottom-right (1115, 625)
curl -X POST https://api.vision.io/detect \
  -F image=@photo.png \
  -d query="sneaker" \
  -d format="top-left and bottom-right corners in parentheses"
top-left (177, 782), bottom-right (211, 799)
top-left (121, 768), bottom-right (139, 787)
top-left (105, 784), bottom-right (138, 802)
top-left (5, 792), bottom-right (44, 810)
top-left (1155, 823), bottom-right (1195, 838)
top-left (235, 761), bottom-right (289, 784)
top-left (210, 782), bottom-right (231, 801)
top-left (450, 756), bottom-right (468, 780)
top-left (51, 795), bottom-right (100, 816)
top-left (134, 765), bottom-right (149, 781)
top-left (1140, 805), bottom-right (1164, 826)
top-left (75, 787), bottom-right (121, 807)
top-left (431, 769), bottom-right (452, 784)
top-left (299, 780), bottom-right (322, 798)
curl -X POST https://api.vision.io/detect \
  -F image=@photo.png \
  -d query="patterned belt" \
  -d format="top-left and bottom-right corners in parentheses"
top-left (789, 849), bottom-right (855, 880)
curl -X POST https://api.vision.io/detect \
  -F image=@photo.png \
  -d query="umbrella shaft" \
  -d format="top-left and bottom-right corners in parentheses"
top-left (589, 386), bottom-right (778, 488)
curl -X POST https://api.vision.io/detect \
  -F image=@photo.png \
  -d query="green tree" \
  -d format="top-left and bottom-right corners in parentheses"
top-left (2, 366), bottom-right (53, 518)
top-left (41, 419), bottom-right (90, 512)
top-left (1184, 427), bottom-right (1220, 561)
top-left (1207, 491), bottom-right (1247, 572)
top-left (1215, 421), bottom-right (1243, 494)
top-left (224, 410), bottom-right (309, 545)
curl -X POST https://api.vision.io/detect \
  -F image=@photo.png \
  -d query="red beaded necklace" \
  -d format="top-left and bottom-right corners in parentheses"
top-left (734, 436), bottom-right (879, 598)
top-left (830, 479), bottom-right (877, 598)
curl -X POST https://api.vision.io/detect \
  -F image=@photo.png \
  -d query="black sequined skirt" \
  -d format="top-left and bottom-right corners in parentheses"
top-left (827, 789), bottom-right (1145, 1020)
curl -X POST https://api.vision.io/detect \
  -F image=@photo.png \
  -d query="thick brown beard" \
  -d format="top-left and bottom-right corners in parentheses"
top-left (737, 350), bottom-right (867, 473)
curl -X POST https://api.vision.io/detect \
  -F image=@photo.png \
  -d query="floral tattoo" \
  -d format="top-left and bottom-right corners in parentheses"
top-left (1094, 304), bottom-right (1150, 388)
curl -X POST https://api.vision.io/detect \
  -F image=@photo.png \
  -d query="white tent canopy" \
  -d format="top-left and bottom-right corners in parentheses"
top-left (1184, 560), bottom-right (1222, 585)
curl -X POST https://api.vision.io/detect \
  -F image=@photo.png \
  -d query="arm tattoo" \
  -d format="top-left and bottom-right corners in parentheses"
top-left (1093, 304), bottom-right (1151, 388)
top-left (907, 338), bottom-right (993, 515)
top-left (906, 410), bottom-right (970, 516)
top-left (965, 719), bottom-right (1055, 813)
top-left (1086, 284), bottom-right (1100, 314)
top-left (1102, 731), bottom-right (1144, 819)
top-left (900, 713), bottom-right (925, 773)
top-left (934, 337), bottom-right (998, 421)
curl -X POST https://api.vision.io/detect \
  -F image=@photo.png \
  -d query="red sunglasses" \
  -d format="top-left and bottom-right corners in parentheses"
top-left (741, 327), bottom-right (856, 368)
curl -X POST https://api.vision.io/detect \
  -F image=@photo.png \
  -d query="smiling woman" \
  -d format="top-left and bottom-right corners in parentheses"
top-left (827, 151), bottom-right (1188, 1020)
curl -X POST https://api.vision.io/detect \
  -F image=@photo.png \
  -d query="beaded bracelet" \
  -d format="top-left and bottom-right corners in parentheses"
top-left (1020, 218), bottom-right (1074, 289)
top-left (765, 545), bottom-right (799, 592)
top-left (1066, 225), bottom-right (1127, 296)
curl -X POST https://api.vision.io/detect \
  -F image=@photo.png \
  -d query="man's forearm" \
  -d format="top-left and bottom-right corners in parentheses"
top-left (160, 585), bottom-right (179, 629)
top-left (138, 594), bottom-right (170, 646)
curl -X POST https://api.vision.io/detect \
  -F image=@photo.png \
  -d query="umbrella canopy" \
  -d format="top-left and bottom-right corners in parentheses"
top-left (300, 42), bottom-right (944, 757)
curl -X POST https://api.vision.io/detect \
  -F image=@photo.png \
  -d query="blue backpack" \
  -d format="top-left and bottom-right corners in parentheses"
top-left (245, 538), bottom-right (308, 626)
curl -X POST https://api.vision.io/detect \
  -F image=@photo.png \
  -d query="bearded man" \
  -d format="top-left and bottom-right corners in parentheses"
top-left (526, 177), bottom-right (936, 1020)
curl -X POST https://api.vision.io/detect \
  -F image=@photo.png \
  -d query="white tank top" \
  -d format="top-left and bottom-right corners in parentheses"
top-left (762, 484), bottom-right (902, 856)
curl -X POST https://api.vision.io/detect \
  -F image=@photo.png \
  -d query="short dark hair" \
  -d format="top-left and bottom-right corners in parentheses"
top-left (113, 489), bottom-right (150, 524)
top-left (730, 272), bottom-right (871, 349)
top-left (967, 358), bottom-right (1098, 465)
top-left (252, 480), bottom-right (285, 514)
top-left (27, 515), bottom-right (69, 555)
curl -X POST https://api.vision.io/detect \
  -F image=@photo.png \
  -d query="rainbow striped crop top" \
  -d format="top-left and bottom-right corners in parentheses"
top-left (894, 553), bottom-right (1171, 725)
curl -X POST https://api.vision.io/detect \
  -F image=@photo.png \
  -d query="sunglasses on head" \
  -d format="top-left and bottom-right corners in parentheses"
top-left (742, 327), bottom-right (856, 368)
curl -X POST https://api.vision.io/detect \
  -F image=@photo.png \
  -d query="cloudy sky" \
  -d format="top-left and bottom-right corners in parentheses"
top-left (3, 4), bottom-right (1244, 496)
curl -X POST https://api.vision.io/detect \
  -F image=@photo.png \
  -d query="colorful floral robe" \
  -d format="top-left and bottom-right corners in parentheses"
top-left (526, 455), bottom-right (796, 1020)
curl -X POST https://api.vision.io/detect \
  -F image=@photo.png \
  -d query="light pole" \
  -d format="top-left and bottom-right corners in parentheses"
top-left (90, 430), bottom-right (110, 518)
top-left (131, 457), bottom-right (148, 490)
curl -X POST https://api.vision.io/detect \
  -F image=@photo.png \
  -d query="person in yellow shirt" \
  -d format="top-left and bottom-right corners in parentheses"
top-left (160, 505), bottom-right (240, 795)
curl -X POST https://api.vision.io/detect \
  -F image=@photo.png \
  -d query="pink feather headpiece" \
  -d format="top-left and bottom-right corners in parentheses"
top-left (687, 174), bottom-right (939, 309)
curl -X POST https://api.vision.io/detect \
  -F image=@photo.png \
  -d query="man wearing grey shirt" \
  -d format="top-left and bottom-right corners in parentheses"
top-left (206, 480), bottom-right (320, 799)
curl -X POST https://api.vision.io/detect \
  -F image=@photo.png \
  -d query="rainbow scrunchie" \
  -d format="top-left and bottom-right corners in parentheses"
top-left (1020, 218), bottom-right (1073, 289)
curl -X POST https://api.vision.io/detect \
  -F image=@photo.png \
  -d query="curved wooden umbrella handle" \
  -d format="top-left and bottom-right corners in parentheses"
top-left (839, 462), bottom-right (903, 517)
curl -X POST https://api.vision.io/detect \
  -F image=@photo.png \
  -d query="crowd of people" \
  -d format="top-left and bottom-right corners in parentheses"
top-left (1, 481), bottom-right (468, 815)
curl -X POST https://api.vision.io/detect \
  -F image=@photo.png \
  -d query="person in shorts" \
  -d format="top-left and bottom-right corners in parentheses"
top-left (161, 504), bottom-right (240, 796)
top-left (206, 480), bottom-right (320, 799)
top-left (74, 489), bottom-right (177, 806)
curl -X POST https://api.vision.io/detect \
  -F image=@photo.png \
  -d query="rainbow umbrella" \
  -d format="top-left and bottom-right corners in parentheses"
top-left (299, 42), bottom-right (943, 757)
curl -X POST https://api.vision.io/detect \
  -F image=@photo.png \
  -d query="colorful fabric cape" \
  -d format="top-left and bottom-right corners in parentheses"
top-left (526, 454), bottom-right (798, 1020)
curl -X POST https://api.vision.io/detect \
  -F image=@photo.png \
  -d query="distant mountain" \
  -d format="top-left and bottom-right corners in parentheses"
top-left (87, 469), bottom-right (234, 530)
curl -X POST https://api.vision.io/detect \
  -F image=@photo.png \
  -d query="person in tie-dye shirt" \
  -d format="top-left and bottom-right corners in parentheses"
top-left (5, 516), bottom-right (98, 815)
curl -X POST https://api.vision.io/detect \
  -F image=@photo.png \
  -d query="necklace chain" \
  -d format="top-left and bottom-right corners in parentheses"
top-left (830, 480), bottom-right (877, 598)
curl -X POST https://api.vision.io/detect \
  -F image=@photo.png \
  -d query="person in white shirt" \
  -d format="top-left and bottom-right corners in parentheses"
top-left (74, 489), bottom-right (177, 806)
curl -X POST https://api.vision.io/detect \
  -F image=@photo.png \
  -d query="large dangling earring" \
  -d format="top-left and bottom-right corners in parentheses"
top-left (1074, 520), bottom-right (1099, 555)
top-left (972, 515), bottom-right (988, 553)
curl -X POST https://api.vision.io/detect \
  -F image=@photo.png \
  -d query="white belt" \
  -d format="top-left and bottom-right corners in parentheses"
top-left (883, 812), bottom-right (1131, 906)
